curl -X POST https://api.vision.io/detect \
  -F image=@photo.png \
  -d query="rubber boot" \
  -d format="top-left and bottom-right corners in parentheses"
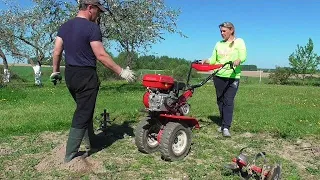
top-left (64, 128), bottom-right (86, 163)
top-left (82, 121), bottom-right (97, 157)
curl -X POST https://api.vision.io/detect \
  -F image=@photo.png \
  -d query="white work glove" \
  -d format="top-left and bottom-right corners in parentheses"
top-left (119, 66), bottom-right (136, 82)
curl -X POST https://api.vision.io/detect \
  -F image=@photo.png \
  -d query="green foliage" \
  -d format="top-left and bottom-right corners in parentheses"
top-left (134, 55), bottom-right (202, 81)
top-left (96, 54), bottom-right (201, 81)
top-left (289, 38), bottom-right (320, 80)
top-left (284, 76), bottom-right (320, 86)
top-left (96, 61), bottom-right (118, 81)
top-left (268, 66), bottom-right (292, 85)
top-left (96, 51), bottom-right (127, 81)
top-left (172, 64), bottom-right (190, 81)
top-left (135, 55), bottom-right (191, 70)
top-left (241, 64), bottom-right (258, 71)
top-left (116, 51), bottom-right (138, 68)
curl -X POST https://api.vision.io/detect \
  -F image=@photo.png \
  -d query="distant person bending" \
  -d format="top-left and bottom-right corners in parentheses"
top-left (50, 0), bottom-right (136, 163)
top-left (202, 22), bottom-right (247, 137)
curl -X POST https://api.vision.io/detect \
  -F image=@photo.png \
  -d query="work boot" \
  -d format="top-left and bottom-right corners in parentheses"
top-left (82, 121), bottom-right (99, 157)
top-left (64, 128), bottom-right (86, 163)
top-left (222, 128), bottom-right (231, 137)
top-left (83, 130), bottom-right (91, 157)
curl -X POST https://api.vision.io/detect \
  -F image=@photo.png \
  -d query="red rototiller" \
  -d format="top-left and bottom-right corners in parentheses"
top-left (225, 147), bottom-right (282, 179)
top-left (134, 60), bottom-right (233, 161)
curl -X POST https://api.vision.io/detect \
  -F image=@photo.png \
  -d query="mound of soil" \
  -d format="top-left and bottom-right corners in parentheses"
top-left (35, 143), bottom-right (106, 173)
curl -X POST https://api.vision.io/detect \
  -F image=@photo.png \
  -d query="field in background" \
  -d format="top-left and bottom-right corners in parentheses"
top-left (5, 65), bottom-right (270, 84)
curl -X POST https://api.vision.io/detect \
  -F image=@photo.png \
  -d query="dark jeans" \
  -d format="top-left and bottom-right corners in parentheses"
top-left (65, 65), bottom-right (100, 129)
top-left (213, 76), bottom-right (239, 130)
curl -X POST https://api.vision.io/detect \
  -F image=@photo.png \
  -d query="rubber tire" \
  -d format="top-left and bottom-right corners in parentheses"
top-left (134, 118), bottom-right (160, 154)
top-left (159, 122), bottom-right (192, 161)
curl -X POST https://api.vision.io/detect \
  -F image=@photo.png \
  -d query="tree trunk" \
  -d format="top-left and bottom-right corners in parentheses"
top-left (31, 60), bottom-right (42, 86)
top-left (126, 43), bottom-right (135, 67)
top-left (0, 49), bottom-right (10, 83)
top-left (126, 51), bottom-right (133, 67)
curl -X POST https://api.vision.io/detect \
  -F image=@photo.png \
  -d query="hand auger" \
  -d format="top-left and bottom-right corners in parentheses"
top-left (94, 109), bottom-right (115, 134)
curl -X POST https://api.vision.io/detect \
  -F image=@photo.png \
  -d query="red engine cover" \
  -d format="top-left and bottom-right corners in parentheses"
top-left (142, 74), bottom-right (174, 90)
top-left (143, 91), bottom-right (150, 108)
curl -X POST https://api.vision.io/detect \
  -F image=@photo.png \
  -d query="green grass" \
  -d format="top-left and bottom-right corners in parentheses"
top-left (0, 81), bottom-right (144, 138)
top-left (2, 77), bottom-right (319, 139)
top-left (0, 66), bottom-right (319, 179)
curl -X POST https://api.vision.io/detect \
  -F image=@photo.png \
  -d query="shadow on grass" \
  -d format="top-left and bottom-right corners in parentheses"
top-left (84, 120), bottom-right (135, 157)
top-left (208, 115), bottom-right (221, 126)
top-left (195, 115), bottom-right (221, 129)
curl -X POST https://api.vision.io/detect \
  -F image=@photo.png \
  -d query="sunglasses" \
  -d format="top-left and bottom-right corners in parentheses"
top-left (219, 22), bottom-right (234, 28)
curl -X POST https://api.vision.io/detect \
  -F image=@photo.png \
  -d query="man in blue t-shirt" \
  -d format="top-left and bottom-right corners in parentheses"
top-left (50, 0), bottom-right (135, 163)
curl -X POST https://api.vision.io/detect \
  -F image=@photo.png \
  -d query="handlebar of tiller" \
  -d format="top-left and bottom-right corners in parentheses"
top-left (187, 61), bottom-right (234, 90)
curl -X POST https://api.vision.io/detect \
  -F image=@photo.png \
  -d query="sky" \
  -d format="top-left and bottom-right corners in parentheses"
top-left (1, 0), bottom-right (320, 69)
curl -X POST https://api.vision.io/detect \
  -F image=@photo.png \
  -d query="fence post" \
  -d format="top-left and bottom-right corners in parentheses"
top-left (259, 71), bottom-right (262, 83)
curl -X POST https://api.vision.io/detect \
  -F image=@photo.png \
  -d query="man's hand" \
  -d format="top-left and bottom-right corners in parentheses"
top-left (119, 66), bottom-right (136, 82)
top-left (50, 72), bottom-right (62, 85)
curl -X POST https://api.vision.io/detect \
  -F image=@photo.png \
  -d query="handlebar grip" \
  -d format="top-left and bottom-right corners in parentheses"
top-left (193, 59), bottom-right (202, 64)
top-left (226, 61), bottom-right (233, 66)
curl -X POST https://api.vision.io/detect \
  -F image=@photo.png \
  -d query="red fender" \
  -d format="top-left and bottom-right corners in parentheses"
top-left (159, 114), bottom-right (200, 130)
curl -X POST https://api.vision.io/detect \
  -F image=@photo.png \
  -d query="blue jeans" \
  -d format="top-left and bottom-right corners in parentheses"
top-left (213, 76), bottom-right (239, 130)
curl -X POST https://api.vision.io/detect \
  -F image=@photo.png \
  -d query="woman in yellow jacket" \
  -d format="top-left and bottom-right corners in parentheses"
top-left (202, 22), bottom-right (247, 137)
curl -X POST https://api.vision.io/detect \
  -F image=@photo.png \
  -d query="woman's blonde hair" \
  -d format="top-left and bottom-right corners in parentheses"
top-left (219, 22), bottom-right (236, 47)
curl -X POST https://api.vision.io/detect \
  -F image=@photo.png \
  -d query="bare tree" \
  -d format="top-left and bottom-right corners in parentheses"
top-left (0, 0), bottom-right (76, 85)
top-left (98, 0), bottom-right (186, 67)
top-left (0, 0), bottom-right (184, 85)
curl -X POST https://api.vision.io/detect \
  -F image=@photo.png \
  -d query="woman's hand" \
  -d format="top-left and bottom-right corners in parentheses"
top-left (201, 59), bottom-right (209, 64)
top-left (233, 59), bottom-right (241, 66)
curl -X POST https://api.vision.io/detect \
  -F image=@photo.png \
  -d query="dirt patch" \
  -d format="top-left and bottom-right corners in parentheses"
top-left (214, 132), bottom-right (320, 179)
top-left (4, 163), bottom-right (20, 174)
top-left (267, 138), bottom-right (320, 169)
top-left (238, 132), bottom-right (255, 138)
top-left (2, 130), bottom-right (319, 179)
top-left (240, 133), bottom-right (319, 178)
top-left (0, 144), bottom-right (14, 156)
top-left (35, 143), bottom-right (106, 174)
